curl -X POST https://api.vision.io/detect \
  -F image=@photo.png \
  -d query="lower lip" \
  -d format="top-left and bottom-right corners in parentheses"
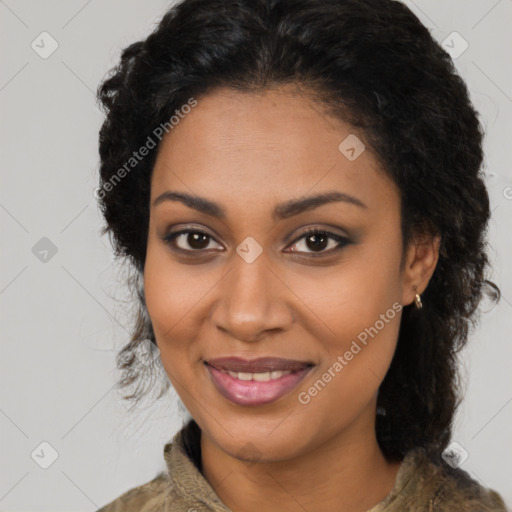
top-left (205, 364), bottom-right (312, 406)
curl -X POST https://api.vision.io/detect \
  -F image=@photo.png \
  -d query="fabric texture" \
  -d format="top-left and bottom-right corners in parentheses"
top-left (96, 420), bottom-right (509, 512)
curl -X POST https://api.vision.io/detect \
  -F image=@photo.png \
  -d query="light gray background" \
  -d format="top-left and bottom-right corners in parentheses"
top-left (1, 1), bottom-right (511, 510)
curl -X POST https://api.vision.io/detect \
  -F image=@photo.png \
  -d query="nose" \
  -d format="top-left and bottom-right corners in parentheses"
top-left (211, 250), bottom-right (294, 343)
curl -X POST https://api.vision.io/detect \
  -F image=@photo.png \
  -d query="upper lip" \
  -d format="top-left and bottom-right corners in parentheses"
top-left (206, 357), bottom-right (314, 373)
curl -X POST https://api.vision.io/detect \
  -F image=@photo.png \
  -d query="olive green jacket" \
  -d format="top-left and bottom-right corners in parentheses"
top-left (96, 420), bottom-right (509, 512)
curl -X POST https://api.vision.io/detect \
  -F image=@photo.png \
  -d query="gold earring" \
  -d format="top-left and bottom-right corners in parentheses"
top-left (414, 293), bottom-right (423, 309)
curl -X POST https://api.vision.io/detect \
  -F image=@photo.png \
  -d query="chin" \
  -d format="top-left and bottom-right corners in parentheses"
top-left (200, 413), bottom-right (318, 463)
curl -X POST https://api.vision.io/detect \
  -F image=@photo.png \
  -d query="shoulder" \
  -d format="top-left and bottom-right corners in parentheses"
top-left (95, 472), bottom-right (172, 512)
top-left (395, 447), bottom-right (509, 511)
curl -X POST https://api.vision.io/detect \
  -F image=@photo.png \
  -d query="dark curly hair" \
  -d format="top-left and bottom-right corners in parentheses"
top-left (96, 0), bottom-right (500, 462)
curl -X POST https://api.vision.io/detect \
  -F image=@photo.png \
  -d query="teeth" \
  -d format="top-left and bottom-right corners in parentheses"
top-left (222, 369), bottom-right (292, 381)
top-left (253, 372), bottom-right (271, 381)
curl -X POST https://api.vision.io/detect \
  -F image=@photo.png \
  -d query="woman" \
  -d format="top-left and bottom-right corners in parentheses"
top-left (95, 0), bottom-right (508, 510)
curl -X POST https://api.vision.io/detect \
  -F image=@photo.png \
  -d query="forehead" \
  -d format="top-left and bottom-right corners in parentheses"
top-left (150, 86), bottom-right (398, 213)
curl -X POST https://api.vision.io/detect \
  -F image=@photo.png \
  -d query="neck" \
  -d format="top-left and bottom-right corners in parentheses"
top-left (200, 410), bottom-right (402, 512)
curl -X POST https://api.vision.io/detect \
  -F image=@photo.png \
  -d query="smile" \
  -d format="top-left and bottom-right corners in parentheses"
top-left (205, 357), bottom-right (314, 406)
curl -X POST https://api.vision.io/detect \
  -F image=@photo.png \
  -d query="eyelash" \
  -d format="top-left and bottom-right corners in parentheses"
top-left (161, 227), bottom-right (350, 258)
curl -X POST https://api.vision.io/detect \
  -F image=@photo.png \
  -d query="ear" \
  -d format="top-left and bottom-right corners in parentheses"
top-left (401, 232), bottom-right (441, 307)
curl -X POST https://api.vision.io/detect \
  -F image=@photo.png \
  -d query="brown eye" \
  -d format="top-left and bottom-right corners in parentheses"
top-left (286, 229), bottom-right (349, 257)
top-left (163, 230), bottom-right (222, 252)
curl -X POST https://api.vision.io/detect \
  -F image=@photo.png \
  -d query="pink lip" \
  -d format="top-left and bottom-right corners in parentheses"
top-left (205, 362), bottom-right (313, 406)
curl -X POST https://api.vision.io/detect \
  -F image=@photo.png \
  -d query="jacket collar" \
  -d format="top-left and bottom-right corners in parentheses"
top-left (164, 420), bottom-right (232, 511)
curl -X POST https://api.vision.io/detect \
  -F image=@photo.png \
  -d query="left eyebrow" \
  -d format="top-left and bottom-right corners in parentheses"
top-left (273, 191), bottom-right (368, 220)
top-left (151, 190), bottom-right (367, 220)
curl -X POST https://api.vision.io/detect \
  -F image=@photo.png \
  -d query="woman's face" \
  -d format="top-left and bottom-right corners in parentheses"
top-left (144, 85), bottom-right (423, 462)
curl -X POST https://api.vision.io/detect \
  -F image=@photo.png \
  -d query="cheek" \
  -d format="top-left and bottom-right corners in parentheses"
top-left (285, 248), bottom-right (402, 345)
top-left (295, 283), bottom-right (401, 423)
top-left (287, 251), bottom-right (402, 404)
top-left (305, 284), bottom-right (400, 372)
top-left (143, 245), bottom-right (205, 366)
top-left (144, 234), bottom-right (217, 327)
